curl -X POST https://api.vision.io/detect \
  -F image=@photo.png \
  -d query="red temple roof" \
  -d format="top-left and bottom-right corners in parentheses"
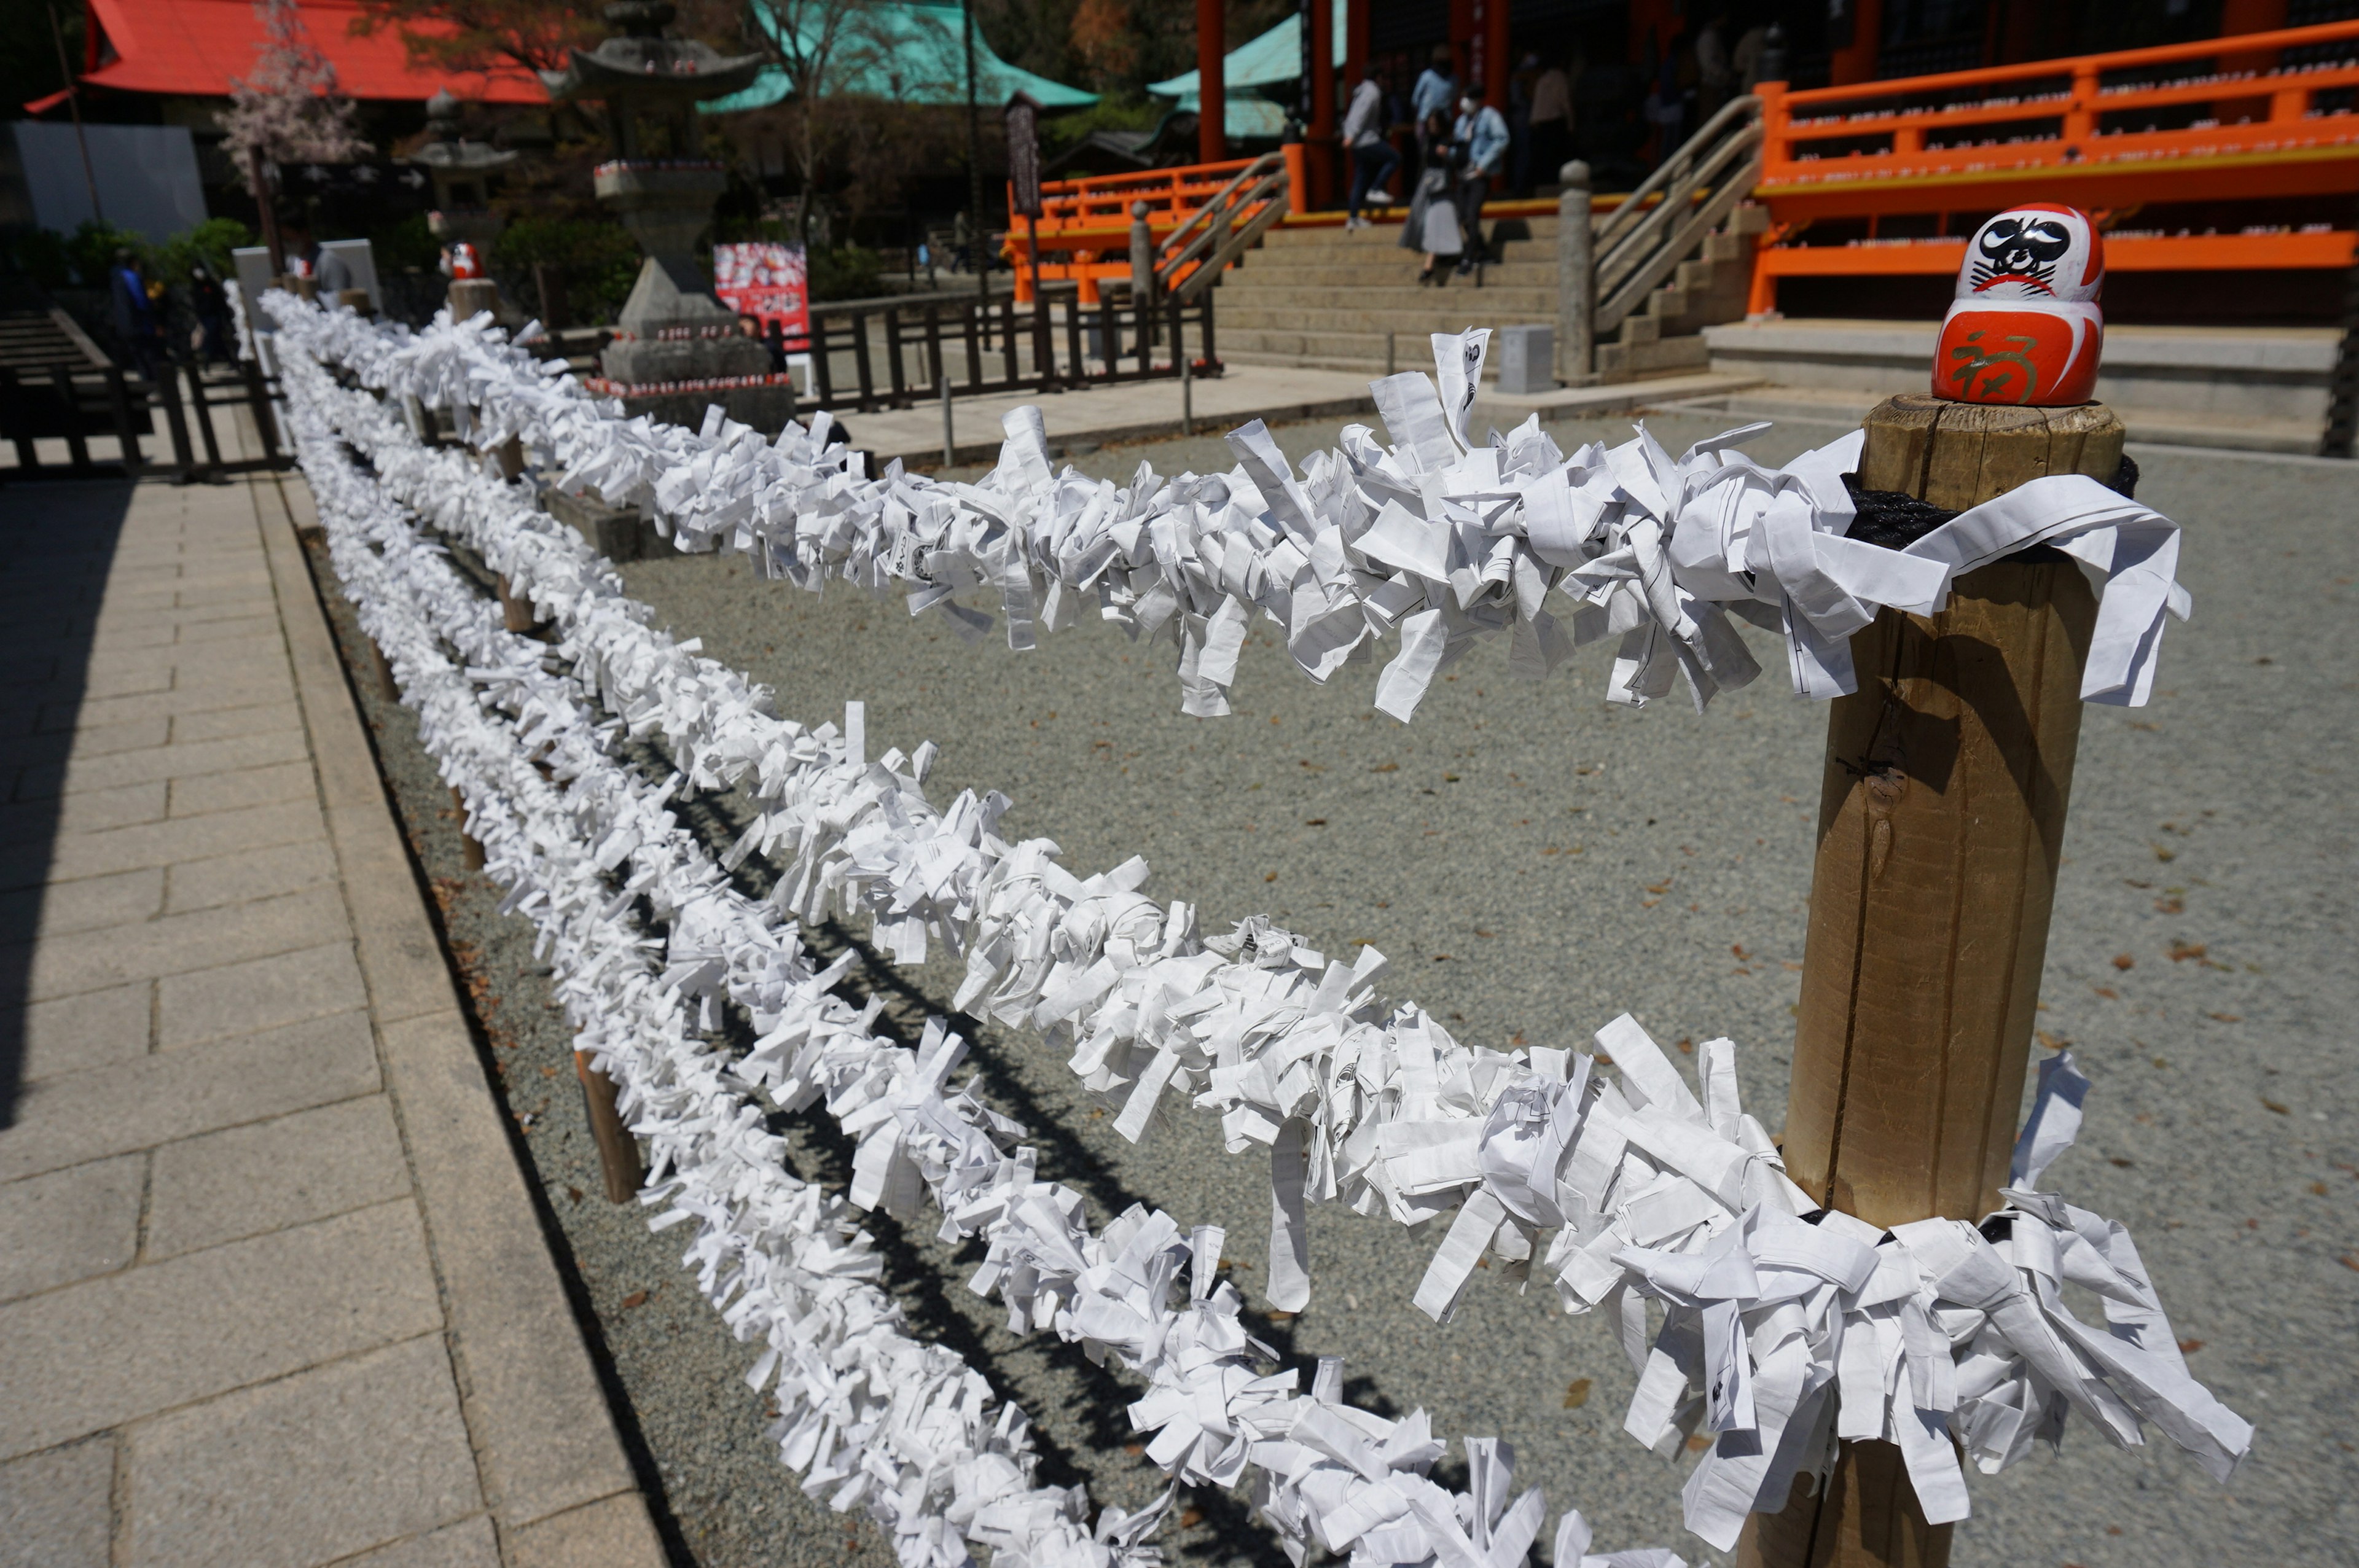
top-left (68, 0), bottom-right (546, 106)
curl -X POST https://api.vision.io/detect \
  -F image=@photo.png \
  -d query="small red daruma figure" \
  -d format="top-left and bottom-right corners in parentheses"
top-left (1933, 203), bottom-right (2105, 406)
top-left (450, 241), bottom-right (483, 281)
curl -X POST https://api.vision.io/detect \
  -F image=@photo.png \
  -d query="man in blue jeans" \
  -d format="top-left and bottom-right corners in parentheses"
top-left (1452, 85), bottom-right (1509, 274)
top-left (1344, 69), bottom-right (1399, 228)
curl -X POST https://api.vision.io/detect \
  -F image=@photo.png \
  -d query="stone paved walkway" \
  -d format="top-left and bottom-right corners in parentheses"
top-left (0, 427), bottom-right (670, 1566)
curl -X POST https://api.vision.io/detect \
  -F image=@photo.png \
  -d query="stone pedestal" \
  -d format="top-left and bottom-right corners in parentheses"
top-left (544, 2), bottom-right (790, 432)
top-left (544, 486), bottom-right (663, 563)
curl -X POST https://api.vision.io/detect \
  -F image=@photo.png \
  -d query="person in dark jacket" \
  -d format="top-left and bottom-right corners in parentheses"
top-left (108, 249), bottom-right (163, 380)
top-left (188, 263), bottom-right (235, 365)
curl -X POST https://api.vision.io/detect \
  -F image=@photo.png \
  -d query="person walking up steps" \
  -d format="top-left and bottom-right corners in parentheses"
top-left (1344, 69), bottom-right (1401, 228)
top-left (1452, 85), bottom-right (1509, 276)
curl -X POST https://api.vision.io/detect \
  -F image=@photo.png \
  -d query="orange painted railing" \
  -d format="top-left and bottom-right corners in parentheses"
top-left (1008, 156), bottom-right (1297, 304)
top-left (1748, 18), bottom-right (2359, 314)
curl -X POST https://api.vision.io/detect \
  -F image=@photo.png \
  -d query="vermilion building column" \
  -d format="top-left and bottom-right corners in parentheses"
top-left (1198, 0), bottom-right (1226, 162)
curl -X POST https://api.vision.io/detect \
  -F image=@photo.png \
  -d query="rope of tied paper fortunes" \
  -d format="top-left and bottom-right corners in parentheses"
top-left (289, 302), bottom-right (2190, 721)
top-left (276, 318), bottom-right (1680, 1568)
top-left (270, 293), bottom-right (2250, 1556)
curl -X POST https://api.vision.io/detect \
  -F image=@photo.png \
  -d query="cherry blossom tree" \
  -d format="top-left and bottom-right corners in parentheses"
top-left (217, 0), bottom-right (372, 268)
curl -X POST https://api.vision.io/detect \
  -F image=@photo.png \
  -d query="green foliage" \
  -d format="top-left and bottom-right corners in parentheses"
top-left (2, 216), bottom-right (255, 291)
top-left (491, 214), bottom-right (642, 324)
top-left (808, 244), bottom-right (882, 303)
top-left (63, 220), bottom-right (155, 287)
top-left (155, 219), bottom-right (256, 285)
top-left (1038, 92), bottom-right (1165, 152)
top-left (1, 227), bottom-right (74, 288)
top-left (368, 213), bottom-right (440, 274)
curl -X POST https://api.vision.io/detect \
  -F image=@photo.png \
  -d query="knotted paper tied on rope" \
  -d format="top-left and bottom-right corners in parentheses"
top-left (280, 300), bottom-right (2190, 728)
top-left (268, 291), bottom-right (2247, 1556)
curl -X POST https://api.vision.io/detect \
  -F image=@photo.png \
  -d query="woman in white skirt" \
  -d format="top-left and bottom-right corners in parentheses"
top-left (1399, 113), bottom-right (1464, 285)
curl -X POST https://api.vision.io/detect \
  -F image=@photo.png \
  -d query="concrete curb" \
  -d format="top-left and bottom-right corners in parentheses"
top-left (246, 460), bottom-right (670, 1566)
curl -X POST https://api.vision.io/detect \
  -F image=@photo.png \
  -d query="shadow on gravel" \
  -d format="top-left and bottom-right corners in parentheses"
top-left (0, 479), bottom-right (132, 1131)
top-left (662, 753), bottom-right (1418, 1564)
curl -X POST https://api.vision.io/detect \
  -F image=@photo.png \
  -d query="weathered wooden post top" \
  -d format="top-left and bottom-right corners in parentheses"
top-left (542, 1), bottom-right (793, 430)
top-left (1743, 205), bottom-right (2127, 1568)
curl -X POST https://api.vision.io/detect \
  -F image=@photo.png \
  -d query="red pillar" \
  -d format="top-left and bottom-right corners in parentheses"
top-left (1483, 0), bottom-right (1508, 107)
top-left (1197, 0), bottom-right (1226, 163)
top-left (1345, 0), bottom-right (1367, 90)
top-left (1830, 0), bottom-right (1883, 85)
top-left (1309, 0), bottom-right (1336, 206)
top-left (1450, 0), bottom-right (1474, 83)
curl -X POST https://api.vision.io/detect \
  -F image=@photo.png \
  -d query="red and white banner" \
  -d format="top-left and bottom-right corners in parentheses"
top-left (713, 242), bottom-right (810, 351)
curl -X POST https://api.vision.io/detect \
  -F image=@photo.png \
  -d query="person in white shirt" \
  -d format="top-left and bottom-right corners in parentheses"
top-left (1343, 71), bottom-right (1401, 228)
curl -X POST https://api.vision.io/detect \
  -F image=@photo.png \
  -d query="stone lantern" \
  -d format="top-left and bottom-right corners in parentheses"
top-left (413, 89), bottom-right (521, 318)
top-left (542, 0), bottom-right (792, 431)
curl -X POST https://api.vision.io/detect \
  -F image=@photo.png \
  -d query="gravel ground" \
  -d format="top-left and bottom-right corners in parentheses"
top-left (307, 408), bottom-right (2358, 1568)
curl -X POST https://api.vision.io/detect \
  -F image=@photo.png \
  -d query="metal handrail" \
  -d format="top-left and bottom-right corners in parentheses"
top-left (1154, 152), bottom-right (1287, 279)
top-left (1595, 117), bottom-right (1765, 314)
top-left (1594, 95), bottom-right (1762, 257)
top-left (1169, 164), bottom-right (1294, 302)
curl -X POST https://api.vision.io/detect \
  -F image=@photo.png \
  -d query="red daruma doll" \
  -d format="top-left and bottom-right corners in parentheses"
top-left (450, 241), bottom-right (484, 280)
top-left (1933, 203), bottom-right (2103, 406)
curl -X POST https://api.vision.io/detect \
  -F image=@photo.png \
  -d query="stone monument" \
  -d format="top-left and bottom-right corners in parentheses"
top-left (542, 1), bottom-right (793, 431)
top-left (413, 89), bottom-right (520, 320)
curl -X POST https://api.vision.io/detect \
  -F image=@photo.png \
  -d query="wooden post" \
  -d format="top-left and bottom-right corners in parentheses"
top-left (452, 787), bottom-right (485, 870)
top-left (495, 436), bottom-right (525, 482)
top-left (496, 575), bottom-right (536, 635)
top-left (1745, 394), bottom-right (2126, 1568)
top-left (1557, 160), bottom-right (1595, 386)
top-left (576, 1051), bottom-right (644, 1201)
top-left (368, 639), bottom-right (400, 701)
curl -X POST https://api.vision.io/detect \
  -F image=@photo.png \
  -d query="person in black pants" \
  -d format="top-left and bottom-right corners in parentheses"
top-left (1343, 69), bottom-right (1401, 228)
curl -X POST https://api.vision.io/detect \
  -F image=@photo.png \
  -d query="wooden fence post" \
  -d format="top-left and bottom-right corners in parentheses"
top-left (1741, 394), bottom-right (2126, 1568)
top-left (576, 1051), bottom-right (644, 1202)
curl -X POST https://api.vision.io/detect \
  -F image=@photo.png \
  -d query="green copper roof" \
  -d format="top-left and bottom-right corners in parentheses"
top-left (1147, 0), bottom-right (1344, 101)
top-left (700, 0), bottom-right (1097, 114)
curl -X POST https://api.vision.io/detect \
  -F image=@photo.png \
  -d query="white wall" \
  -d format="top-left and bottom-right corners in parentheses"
top-left (9, 122), bottom-right (208, 241)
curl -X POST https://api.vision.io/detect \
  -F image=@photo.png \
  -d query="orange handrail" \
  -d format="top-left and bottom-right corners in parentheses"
top-left (1746, 18), bottom-right (2359, 313)
top-left (1755, 17), bottom-right (2359, 216)
top-left (1009, 155), bottom-right (1300, 305)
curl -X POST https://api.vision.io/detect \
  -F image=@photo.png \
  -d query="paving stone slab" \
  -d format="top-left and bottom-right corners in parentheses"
top-left (148, 1097), bottom-right (410, 1260)
top-left (123, 1335), bottom-right (479, 1568)
top-left (12, 980), bottom-right (151, 1083)
top-left (170, 759), bottom-right (316, 819)
top-left (0, 1009), bottom-right (377, 1181)
top-left (0, 1153), bottom-right (143, 1301)
top-left (332, 1516), bottom-right (501, 1568)
top-left (14, 884), bottom-right (349, 1004)
top-left (17, 726), bottom-right (313, 802)
top-left (164, 838), bottom-right (339, 916)
top-left (168, 701), bottom-right (305, 745)
top-left (155, 938), bottom-right (365, 1048)
top-left (0, 865), bottom-right (164, 937)
top-left (0, 778), bottom-right (167, 837)
top-left (9, 797), bottom-right (327, 888)
top-left (506, 1492), bottom-right (668, 1568)
top-left (0, 1437), bottom-right (114, 1568)
top-left (0, 1200), bottom-right (442, 1459)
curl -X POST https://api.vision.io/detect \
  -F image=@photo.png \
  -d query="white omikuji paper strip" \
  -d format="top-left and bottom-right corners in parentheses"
top-left (275, 320), bottom-right (1682, 1568)
top-left (280, 303), bottom-right (2188, 723)
top-left (270, 295), bottom-right (2247, 1554)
